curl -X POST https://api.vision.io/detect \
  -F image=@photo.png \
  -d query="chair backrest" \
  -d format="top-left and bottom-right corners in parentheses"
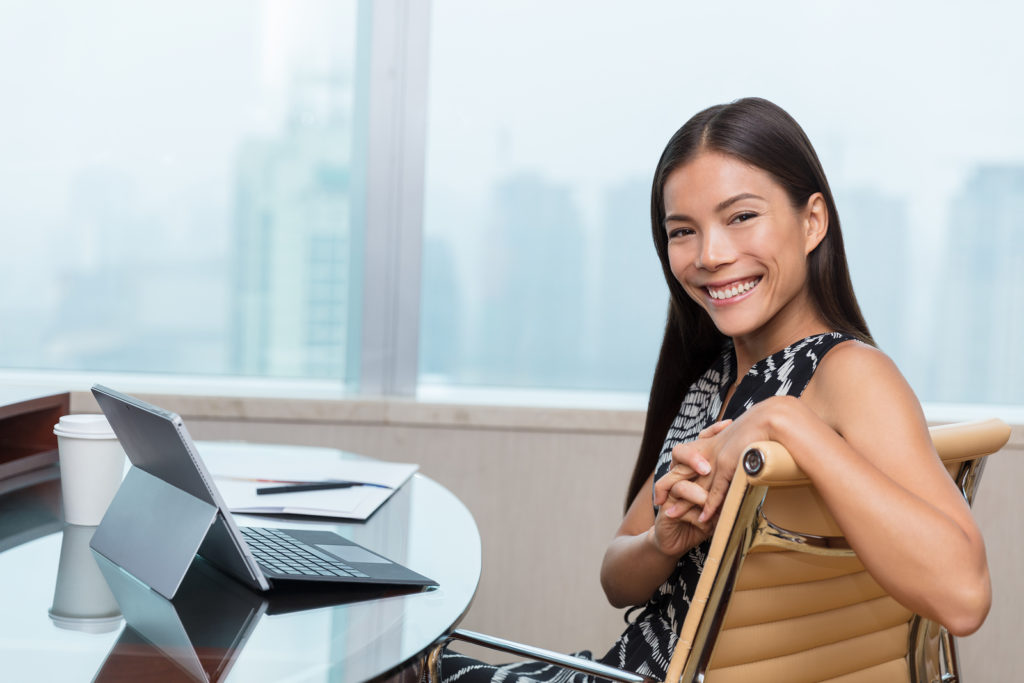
top-left (665, 418), bottom-right (1011, 683)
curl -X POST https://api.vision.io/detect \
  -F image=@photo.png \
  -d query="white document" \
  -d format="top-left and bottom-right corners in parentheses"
top-left (211, 452), bottom-right (418, 521)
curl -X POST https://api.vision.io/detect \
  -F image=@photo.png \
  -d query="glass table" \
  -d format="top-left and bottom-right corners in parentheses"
top-left (0, 442), bottom-right (481, 682)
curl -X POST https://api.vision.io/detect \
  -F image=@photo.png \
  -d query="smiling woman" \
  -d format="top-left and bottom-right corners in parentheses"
top-left (439, 97), bottom-right (992, 683)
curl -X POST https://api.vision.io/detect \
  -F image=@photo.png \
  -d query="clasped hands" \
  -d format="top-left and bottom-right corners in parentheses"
top-left (650, 418), bottom-right (744, 557)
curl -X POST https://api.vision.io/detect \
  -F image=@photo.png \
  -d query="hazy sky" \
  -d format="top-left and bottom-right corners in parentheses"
top-left (426, 0), bottom-right (1022, 198)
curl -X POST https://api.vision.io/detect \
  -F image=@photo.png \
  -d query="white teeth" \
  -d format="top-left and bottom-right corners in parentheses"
top-left (708, 278), bottom-right (759, 300)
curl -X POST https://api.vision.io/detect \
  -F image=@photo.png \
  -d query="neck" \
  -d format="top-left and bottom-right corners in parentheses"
top-left (731, 293), bottom-right (829, 376)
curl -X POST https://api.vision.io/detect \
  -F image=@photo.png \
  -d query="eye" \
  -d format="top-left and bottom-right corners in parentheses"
top-left (730, 211), bottom-right (757, 224)
top-left (666, 226), bottom-right (695, 240)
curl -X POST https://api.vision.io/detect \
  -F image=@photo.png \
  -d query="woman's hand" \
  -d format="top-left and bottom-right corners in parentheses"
top-left (603, 419), bottom-right (737, 608)
top-left (649, 420), bottom-right (732, 555)
top-left (655, 406), bottom-right (777, 525)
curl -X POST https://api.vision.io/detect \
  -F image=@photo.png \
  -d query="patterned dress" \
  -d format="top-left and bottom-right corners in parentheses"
top-left (441, 332), bottom-right (853, 683)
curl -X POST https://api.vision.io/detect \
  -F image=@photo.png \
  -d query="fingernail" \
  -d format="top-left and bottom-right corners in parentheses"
top-left (697, 459), bottom-right (711, 475)
top-left (665, 504), bottom-right (678, 517)
top-left (698, 508), bottom-right (709, 523)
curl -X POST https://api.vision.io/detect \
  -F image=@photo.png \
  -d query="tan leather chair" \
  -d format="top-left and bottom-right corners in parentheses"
top-left (426, 418), bottom-right (1011, 683)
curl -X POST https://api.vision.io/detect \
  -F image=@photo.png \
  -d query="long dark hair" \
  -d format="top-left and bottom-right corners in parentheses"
top-left (625, 97), bottom-right (874, 511)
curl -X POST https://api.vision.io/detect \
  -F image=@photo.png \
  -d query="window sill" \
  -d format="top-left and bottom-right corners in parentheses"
top-left (0, 368), bottom-right (1018, 444)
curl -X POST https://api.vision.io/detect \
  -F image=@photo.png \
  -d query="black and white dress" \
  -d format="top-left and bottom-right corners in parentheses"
top-left (441, 332), bottom-right (853, 683)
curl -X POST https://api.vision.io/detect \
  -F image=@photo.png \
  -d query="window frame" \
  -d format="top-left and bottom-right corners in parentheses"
top-left (356, 0), bottom-right (431, 397)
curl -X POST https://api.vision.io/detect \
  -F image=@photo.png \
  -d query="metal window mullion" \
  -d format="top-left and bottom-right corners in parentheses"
top-left (359, 0), bottom-right (431, 396)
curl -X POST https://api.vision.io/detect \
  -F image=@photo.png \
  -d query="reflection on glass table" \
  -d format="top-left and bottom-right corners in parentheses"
top-left (95, 552), bottom-right (439, 682)
top-left (51, 525), bottom-right (123, 634)
top-left (0, 442), bottom-right (481, 682)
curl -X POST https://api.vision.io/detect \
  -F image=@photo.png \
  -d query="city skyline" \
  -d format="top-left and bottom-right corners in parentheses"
top-left (1, 1), bottom-right (1021, 406)
top-left (0, 96), bottom-right (1018, 404)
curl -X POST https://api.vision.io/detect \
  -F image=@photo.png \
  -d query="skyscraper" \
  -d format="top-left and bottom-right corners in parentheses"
top-left (231, 71), bottom-right (354, 379)
top-left (464, 172), bottom-right (587, 388)
top-left (839, 187), bottom-right (910, 365)
top-left (590, 176), bottom-right (665, 392)
top-left (927, 165), bottom-right (1024, 403)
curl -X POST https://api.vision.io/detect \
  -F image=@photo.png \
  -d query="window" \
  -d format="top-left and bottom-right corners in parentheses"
top-left (3, 1), bottom-right (1022, 408)
top-left (0, 1), bottom-right (362, 386)
top-left (420, 0), bottom-right (1024, 405)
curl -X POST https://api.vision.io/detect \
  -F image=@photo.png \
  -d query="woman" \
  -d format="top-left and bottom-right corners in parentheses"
top-left (443, 97), bottom-right (991, 682)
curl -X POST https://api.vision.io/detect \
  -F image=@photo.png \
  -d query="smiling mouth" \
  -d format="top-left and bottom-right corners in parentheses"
top-left (705, 277), bottom-right (761, 301)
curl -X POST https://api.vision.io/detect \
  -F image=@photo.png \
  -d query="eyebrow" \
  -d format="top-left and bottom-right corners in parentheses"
top-left (715, 192), bottom-right (766, 212)
top-left (663, 192), bottom-right (767, 226)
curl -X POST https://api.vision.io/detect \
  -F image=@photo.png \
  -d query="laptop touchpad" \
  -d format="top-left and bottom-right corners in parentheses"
top-left (318, 545), bottom-right (390, 564)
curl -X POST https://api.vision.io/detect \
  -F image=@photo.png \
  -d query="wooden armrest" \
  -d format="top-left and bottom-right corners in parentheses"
top-left (742, 418), bottom-right (1011, 487)
top-left (446, 629), bottom-right (646, 683)
top-left (929, 418), bottom-right (1011, 463)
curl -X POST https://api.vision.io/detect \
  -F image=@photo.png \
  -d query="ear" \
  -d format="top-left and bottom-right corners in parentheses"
top-left (803, 192), bottom-right (828, 254)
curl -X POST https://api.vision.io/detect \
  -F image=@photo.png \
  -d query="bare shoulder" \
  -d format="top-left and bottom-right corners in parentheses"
top-left (816, 339), bottom-right (901, 384)
top-left (805, 340), bottom-right (926, 434)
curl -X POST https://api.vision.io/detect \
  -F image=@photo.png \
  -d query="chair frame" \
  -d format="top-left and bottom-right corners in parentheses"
top-left (427, 419), bottom-right (1010, 683)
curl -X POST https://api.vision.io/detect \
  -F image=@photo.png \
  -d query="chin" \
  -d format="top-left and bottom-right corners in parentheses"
top-left (705, 315), bottom-right (762, 339)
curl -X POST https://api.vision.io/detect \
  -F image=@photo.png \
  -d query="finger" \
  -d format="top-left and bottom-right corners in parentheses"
top-left (697, 419), bottom-right (733, 439)
top-left (671, 446), bottom-right (712, 476)
top-left (661, 491), bottom-right (701, 520)
top-left (670, 463), bottom-right (698, 478)
top-left (653, 470), bottom-right (684, 505)
top-left (667, 479), bottom-right (709, 508)
top-left (655, 468), bottom-right (703, 506)
top-left (661, 500), bottom-right (691, 519)
top-left (678, 506), bottom-right (714, 533)
top-left (698, 477), bottom-right (733, 523)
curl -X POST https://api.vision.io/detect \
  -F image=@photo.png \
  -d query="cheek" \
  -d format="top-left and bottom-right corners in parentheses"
top-left (666, 244), bottom-right (693, 280)
top-left (751, 229), bottom-right (804, 270)
top-left (667, 249), bottom-right (705, 303)
top-left (774, 245), bottom-right (812, 292)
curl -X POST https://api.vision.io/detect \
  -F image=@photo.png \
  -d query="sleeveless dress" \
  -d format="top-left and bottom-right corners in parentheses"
top-left (441, 332), bottom-right (853, 683)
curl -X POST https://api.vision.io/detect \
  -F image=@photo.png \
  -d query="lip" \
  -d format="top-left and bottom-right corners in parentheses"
top-left (702, 276), bottom-right (762, 305)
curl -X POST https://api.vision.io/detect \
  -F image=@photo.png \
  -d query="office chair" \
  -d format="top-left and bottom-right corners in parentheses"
top-left (426, 418), bottom-right (1011, 683)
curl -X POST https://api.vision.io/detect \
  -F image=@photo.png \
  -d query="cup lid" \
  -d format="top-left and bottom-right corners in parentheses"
top-left (53, 414), bottom-right (116, 438)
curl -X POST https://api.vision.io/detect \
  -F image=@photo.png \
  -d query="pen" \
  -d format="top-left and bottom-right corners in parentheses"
top-left (256, 481), bottom-right (392, 496)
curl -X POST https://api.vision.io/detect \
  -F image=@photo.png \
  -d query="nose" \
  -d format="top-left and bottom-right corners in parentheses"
top-left (696, 227), bottom-right (734, 271)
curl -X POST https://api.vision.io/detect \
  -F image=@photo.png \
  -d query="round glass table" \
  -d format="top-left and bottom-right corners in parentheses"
top-left (0, 442), bottom-right (481, 682)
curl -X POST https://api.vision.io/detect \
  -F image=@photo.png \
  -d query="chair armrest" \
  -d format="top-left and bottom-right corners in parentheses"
top-left (445, 629), bottom-right (647, 683)
top-left (930, 418), bottom-right (1011, 463)
top-left (741, 418), bottom-right (1012, 487)
top-left (742, 440), bottom-right (806, 486)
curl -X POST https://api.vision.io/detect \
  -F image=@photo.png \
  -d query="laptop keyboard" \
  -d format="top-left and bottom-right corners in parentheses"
top-left (241, 526), bottom-right (370, 579)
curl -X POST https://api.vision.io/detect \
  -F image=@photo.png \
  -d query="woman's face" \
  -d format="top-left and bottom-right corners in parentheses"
top-left (662, 150), bottom-right (827, 343)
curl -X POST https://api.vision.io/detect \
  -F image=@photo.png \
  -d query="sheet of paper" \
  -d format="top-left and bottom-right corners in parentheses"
top-left (210, 451), bottom-right (417, 521)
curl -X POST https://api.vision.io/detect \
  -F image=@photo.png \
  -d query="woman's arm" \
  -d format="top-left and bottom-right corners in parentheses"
top-left (600, 471), bottom-right (680, 608)
top-left (600, 470), bottom-right (706, 608)
top-left (600, 423), bottom-right (727, 609)
top-left (661, 342), bottom-right (991, 635)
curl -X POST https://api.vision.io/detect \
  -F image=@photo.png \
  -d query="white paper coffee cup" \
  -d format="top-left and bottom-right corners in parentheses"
top-left (53, 414), bottom-right (126, 526)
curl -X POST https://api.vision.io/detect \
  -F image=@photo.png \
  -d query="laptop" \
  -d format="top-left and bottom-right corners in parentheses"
top-left (89, 384), bottom-right (436, 600)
